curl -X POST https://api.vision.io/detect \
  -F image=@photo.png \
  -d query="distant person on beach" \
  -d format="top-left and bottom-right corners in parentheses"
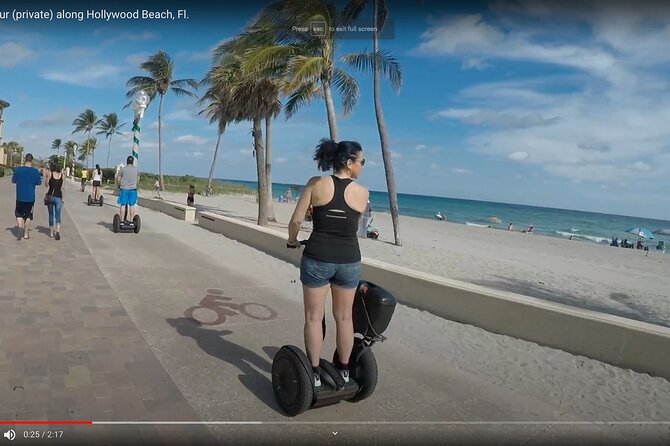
top-left (11, 153), bottom-right (42, 240)
top-left (507, 222), bottom-right (514, 231)
top-left (45, 163), bottom-right (64, 240)
top-left (153, 179), bottom-right (162, 199)
top-left (287, 138), bottom-right (368, 388)
top-left (187, 184), bottom-right (195, 206)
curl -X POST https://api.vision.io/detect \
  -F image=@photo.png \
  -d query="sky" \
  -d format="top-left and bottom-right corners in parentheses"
top-left (1, 0), bottom-right (669, 220)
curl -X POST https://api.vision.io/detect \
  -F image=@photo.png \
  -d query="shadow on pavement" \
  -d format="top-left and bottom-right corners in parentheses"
top-left (97, 221), bottom-right (115, 232)
top-left (5, 226), bottom-right (22, 240)
top-left (166, 317), bottom-right (283, 415)
top-left (34, 225), bottom-right (52, 236)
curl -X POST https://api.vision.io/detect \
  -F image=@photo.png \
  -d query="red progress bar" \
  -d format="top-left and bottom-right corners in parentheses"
top-left (0, 421), bottom-right (92, 425)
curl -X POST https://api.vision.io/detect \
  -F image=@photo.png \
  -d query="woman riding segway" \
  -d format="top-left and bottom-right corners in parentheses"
top-left (286, 138), bottom-right (369, 387)
top-left (91, 164), bottom-right (103, 201)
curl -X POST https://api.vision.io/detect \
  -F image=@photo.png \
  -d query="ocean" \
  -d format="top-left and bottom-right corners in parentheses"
top-left (217, 178), bottom-right (670, 252)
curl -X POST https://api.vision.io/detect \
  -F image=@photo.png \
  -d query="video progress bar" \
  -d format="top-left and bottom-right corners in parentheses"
top-left (2, 421), bottom-right (669, 426)
top-left (91, 421), bottom-right (670, 425)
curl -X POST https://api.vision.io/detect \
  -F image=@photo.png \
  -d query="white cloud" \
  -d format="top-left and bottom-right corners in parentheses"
top-left (101, 31), bottom-right (159, 45)
top-left (148, 121), bottom-right (164, 130)
top-left (431, 163), bottom-right (439, 170)
top-left (436, 108), bottom-right (561, 128)
top-left (0, 42), bottom-right (34, 67)
top-left (508, 152), bottom-right (529, 161)
top-left (275, 157), bottom-right (288, 163)
top-left (42, 65), bottom-right (125, 87)
top-left (461, 57), bottom-right (492, 70)
top-left (451, 168), bottom-right (471, 174)
top-left (175, 134), bottom-right (208, 145)
top-left (391, 151), bottom-right (402, 159)
top-left (239, 149), bottom-right (254, 156)
top-left (414, 144), bottom-right (426, 152)
top-left (127, 52), bottom-right (149, 66)
top-left (191, 151), bottom-right (204, 158)
top-left (418, 6), bottom-right (670, 192)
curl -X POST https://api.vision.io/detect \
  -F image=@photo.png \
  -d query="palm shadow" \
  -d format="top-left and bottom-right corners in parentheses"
top-left (166, 317), bottom-right (283, 414)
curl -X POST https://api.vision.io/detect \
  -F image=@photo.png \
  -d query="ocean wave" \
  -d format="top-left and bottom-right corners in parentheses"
top-left (555, 231), bottom-right (608, 244)
top-left (571, 227), bottom-right (579, 232)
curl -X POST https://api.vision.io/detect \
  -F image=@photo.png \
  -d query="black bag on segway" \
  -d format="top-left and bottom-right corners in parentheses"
top-left (352, 281), bottom-right (396, 340)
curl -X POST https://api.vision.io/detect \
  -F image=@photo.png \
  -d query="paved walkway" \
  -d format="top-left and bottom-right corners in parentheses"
top-left (1, 178), bottom-right (669, 445)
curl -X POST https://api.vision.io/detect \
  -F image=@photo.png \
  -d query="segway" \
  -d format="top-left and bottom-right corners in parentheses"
top-left (112, 205), bottom-right (141, 234)
top-left (272, 242), bottom-right (396, 416)
top-left (87, 194), bottom-right (104, 206)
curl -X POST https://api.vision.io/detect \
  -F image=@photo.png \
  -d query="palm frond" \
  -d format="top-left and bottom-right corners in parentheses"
top-left (284, 81), bottom-right (321, 118)
top-left (341, 49), bottom-right (401, 91)
top-left (332, 67), bottom-right (358, 115)
top-left (285, 55), bottom-right (324, 91)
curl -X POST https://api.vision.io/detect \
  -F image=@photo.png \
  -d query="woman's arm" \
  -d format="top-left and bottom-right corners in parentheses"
top-left (288, 177), bottom-right (318, 244)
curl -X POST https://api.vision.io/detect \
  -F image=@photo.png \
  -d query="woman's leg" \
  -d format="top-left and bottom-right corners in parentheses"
top-left (303, 284), bottom-right (329, 367)
top-left (331, 284), bottom-right (357, 367)
top-left (47, 201), bottom-right (55, 235)
top-left (54, 198), bottom-right (62, 234)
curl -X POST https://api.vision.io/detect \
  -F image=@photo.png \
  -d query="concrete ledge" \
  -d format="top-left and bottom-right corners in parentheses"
top-left (138, 196), bottom-right (196, 223)
top-left (196, 210), bottom-right (670, 381)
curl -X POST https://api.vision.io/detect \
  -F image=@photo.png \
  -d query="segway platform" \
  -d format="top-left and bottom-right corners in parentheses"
top-left (87, 194), bottom-right (104, 206)
top-left (272, 281), bottom-right (394, 416)
top-left (112, 213), bottom-right (141, 234)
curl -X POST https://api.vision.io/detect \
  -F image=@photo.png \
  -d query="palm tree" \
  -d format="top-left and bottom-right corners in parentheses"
top-left (125, 50), bottom-right (198, 189)
top-left (79, 137), bottom-right (97, 165)
top-left (238, 0), bottom-right (359, 140)
top-left (51, 138), bottom-right (62, 160)
top-left (96, 113), bottom-right (126, 168)
top-left (198, 67), bottom-right (236, 192)
top-left (342, 0), bottom-right (403, 245)
top-left (63, 140), bottom-right (77, 172)
top-left (2, 141), bottom-right (23, 167)
top-left (72, 109), bottom-right (99, 168)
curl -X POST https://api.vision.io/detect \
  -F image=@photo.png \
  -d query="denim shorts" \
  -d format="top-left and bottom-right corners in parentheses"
top-left (300, 256), bottom-right (361, 289)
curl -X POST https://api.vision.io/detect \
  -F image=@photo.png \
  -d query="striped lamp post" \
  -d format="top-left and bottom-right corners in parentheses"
top-left (131, 90), bottom-right (149, 168)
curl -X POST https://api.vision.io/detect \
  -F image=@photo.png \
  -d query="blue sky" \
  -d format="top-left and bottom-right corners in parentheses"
top-left (1, 0), bottom-right (669, 220)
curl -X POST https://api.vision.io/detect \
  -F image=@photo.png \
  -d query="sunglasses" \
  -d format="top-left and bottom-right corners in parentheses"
top-left (353, 158), bottom-right (365, 166)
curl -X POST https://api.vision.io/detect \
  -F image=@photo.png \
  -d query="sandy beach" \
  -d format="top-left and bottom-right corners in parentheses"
top-left (138, 188), bottom-right (670, 328)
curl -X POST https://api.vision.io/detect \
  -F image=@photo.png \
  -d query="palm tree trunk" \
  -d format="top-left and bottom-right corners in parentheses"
top-left (207, 131), bottom-right (223, 189)
top-left (158, 94), bottom-right (165, 189)
top-left (322, 80), bottom-right (338, 140)
top-left (373, 0), bottom-right (401, 246)
top-left (106, 136), bottom-right (112, 169)
top-left (253, 117), bottom-right (269, 226)
top-left (265, 117), bottom-right (276, 222)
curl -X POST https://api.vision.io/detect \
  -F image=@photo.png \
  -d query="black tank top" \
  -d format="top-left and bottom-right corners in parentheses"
top-left (303, 176), bottom-right (362, 263)
top-left (48, 176), bottom-right (63, 198)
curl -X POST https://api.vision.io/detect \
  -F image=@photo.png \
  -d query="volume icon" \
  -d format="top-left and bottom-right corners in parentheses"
top-left (3, 429), bottom-right (15, 440)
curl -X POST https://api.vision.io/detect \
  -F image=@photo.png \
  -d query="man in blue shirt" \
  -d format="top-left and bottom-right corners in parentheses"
top-left (11, 153), bottom-right (42, 239)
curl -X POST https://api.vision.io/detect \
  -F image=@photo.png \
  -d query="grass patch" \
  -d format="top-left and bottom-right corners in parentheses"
top-left (102, 173), bottom-right (252, 196)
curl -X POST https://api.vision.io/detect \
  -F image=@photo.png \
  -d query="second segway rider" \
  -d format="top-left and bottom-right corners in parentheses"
top-left (92, 164), bottom-right (103, 201)
top-left (287, 138), bottom-right (369, 388)
top-left (116, 156), bottom-right (139, 223)
top-left (80, 167), bottom-right (88, 192)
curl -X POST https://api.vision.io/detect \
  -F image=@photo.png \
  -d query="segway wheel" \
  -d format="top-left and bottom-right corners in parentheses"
top-left (133, 215), bottom-right (141, 233)
top-left (349, 342), bottom-right (378, 403)
top-left (272, 346), bottom-right (314, 416)
top-left (87, 195), bottom-right (92, 206)
top-left (99, 195), bottom-right (104, 206)
top-left (112, 214), bottom-right (120, 233)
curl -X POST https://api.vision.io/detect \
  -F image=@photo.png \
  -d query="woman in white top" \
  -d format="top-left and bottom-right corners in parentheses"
top-left (92, 164), bottom-right (103, 201)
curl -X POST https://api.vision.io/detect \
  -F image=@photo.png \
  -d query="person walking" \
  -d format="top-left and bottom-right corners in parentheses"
top-left (11, 153), bottom-right (42, 240)
top-left (45, 163), bottom-right (64, 240)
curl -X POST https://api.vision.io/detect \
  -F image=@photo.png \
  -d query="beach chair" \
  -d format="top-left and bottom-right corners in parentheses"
top-left (656, 241), bottom-right (665, 254)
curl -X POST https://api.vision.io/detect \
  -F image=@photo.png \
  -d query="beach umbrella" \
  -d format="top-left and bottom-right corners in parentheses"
top-left (653, 228), bottom-right (670, 236)
top-left (625, 227), bottom-right (655, 239)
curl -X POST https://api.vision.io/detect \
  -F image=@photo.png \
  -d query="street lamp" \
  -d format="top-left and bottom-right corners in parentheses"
top-left (131, 90), bottom-right (148, 169)
top-left (0, 100), bottom-right (10, 165)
